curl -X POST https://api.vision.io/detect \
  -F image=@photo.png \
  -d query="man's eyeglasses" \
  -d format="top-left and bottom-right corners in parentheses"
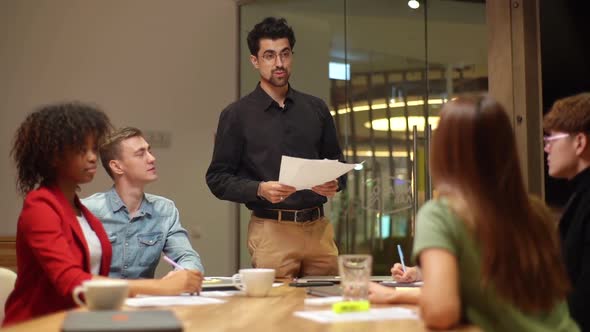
top-left (260, 50), bottom-right (293, 63)
top-left (543, 133), bottom-right (570, 146)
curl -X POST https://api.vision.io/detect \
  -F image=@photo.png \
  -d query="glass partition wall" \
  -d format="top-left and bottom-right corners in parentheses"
top-left (239, 0), bottom-right (487, 274)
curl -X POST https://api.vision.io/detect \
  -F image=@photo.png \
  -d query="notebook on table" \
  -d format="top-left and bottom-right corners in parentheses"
top-left (201, 277), bottom-right (238, 291)
top-left (306, 284), bottom-right (343, 297)
top-left (201, 277), bottom-right (284, 291)
top-left (301, 276), bottom-right (422, 296)
top-left (61, 310), bottom-right (182, 332)
top-left (296, 275), bottom-right (393, 283)
top-left (306, 281), bottom-right (422, 298)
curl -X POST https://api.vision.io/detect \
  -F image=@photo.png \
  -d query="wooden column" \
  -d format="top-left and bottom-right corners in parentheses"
top-left (0, 237), bottom-right (17, 271)
top-left (487, 0), bottom-right (544, 196)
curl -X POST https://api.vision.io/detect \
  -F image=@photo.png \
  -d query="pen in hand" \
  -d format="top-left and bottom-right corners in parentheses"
top-left (397, 245), bottom-right (407, 273)
top-left (163, 255), bottom-right (200, 295)
top-left (163, 255), bottom-right (184, 270)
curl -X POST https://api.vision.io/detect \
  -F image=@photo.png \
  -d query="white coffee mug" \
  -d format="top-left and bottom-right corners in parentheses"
top-left (231, 268), bottom-right (275, 297)
top-left (72, 279), bottom-right (129, 310)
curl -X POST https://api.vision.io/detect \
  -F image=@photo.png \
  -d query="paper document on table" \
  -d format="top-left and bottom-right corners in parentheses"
top-left (303, 296), bottom-right (343, 306)
top-left (200, 290), bottom-right (242, 297)
top-left (125, 295), bottom-right (225, 307)
top-left (294, 307), bottom-right (418, 323)
top-left (278, 156), bottom-right (360, 190)
top-left (380, 280), bottom-right (424, 288)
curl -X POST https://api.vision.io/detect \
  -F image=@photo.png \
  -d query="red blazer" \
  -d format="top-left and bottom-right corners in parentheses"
top-left (3, 186), bottom-right (112, 326)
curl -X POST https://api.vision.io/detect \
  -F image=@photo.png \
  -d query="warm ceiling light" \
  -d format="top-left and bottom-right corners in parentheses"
top-left (344, 149), bottom-right (413, 159)
top-left (408, 0), bottom-right (420, 9)
top-left (364, 116), bottom-right (439, 131)
top-left (330, 98), bottom-right (446, 116)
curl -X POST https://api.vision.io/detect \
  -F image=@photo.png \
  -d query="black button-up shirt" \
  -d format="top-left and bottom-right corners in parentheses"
top-left (206, 84), bottom-right (346, 211)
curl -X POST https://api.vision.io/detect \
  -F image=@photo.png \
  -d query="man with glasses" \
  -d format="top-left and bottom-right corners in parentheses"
top-left (206, 17), bottom-right (346, 279)
top-left (544, 92), bottom-right (590, 332)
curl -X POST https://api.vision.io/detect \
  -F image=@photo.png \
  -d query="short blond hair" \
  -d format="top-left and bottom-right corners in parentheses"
top-left (100, 127), bottom-right (143, 179)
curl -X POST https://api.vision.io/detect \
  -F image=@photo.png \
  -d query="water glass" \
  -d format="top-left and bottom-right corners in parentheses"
top-left (338, 254), bottom-right (372, 301)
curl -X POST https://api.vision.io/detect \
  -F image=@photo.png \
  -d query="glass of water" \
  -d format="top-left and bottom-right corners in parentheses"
top-left (338, 254), bottom-right (372, 301)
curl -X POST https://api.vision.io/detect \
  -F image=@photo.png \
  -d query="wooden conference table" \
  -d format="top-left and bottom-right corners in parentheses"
top-left (4, 285), bottom-right (480, 332)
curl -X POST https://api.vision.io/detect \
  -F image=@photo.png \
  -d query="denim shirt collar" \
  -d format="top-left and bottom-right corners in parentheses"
top-left (106, 186), bottom-right (154, 218)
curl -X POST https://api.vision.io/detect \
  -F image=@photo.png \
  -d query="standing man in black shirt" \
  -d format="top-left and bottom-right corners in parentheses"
top-left (544, 92), bottom-right (590, 332)
top-left (206, 17), bottom-right (345, 279)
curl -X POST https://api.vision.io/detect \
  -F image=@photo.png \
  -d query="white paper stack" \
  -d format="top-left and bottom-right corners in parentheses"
top-left (278, 156), bottom-right (360, 190)
top-left (125, 295), bottom-right (225, 307)
top-left (294, 307), bottom-right (418, 323)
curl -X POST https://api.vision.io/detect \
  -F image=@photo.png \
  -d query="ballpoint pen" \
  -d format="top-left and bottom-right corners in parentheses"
top-left (163, 255), bottom-right (200, 295)
top-left (397, 244), bottom-right (407, 273)
top-left (163, 255), bottom-right (184, 270)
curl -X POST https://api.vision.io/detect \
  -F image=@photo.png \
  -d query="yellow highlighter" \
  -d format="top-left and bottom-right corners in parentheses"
top-left (332, 300), bottom-right (370, 313)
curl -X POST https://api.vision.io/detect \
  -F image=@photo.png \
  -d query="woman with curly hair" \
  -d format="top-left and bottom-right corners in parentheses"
top-left (4, 103), bottom-right (202, 326)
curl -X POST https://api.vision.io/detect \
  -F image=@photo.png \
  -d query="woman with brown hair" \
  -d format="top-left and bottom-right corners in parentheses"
top-left (369, 95), bottom-right (578, 331)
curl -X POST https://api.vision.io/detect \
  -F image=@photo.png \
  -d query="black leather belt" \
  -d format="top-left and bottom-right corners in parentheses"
top-left (253, 206), bottom-right (324, 223)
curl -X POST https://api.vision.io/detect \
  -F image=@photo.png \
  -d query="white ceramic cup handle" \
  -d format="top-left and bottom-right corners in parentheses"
top-left (72, 285), bottom-right (86, 307)
top-left (232, 273), bottom-right (245, 291)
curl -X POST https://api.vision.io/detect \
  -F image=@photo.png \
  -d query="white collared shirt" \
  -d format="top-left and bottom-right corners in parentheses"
top-left (77, 214), bottom-right (102, 275)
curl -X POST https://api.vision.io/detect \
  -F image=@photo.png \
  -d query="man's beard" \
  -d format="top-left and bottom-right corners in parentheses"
top-left (268, 68), bottom-right (290, 87)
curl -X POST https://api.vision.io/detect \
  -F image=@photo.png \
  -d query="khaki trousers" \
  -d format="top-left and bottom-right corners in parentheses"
top-left (247, 214), bottom-right (339, 279)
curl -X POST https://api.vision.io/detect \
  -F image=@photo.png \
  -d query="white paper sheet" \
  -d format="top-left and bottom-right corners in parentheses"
top-left (200, 283), bottom-right (284, 298)
top-left (125, 295), bottom-right (225, 307)
top-left (200, 291), bottom-right (242, 297)
top-left (278, 156), bottom-right (359, 190)
top-left (303, 296), bottom-right (343, 306)
top-left (380, 281), bottom-right (424, 287)
top-left (294, 307), bottom-right (418, 323)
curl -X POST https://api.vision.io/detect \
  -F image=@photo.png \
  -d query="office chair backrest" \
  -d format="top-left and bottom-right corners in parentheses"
top-left (0, 267), bottom-right (17, 324)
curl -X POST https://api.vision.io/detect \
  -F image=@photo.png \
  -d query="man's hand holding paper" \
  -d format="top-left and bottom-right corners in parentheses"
top-left (278, 156), bottom-right (359, 192)
top-left (312, 180), bottom-right (339, 198)
top-left (257, 181), bottom-right (296, 203)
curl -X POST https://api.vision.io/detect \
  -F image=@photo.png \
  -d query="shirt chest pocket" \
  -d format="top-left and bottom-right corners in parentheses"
top-left (137, 232), bottom-right (164, 267)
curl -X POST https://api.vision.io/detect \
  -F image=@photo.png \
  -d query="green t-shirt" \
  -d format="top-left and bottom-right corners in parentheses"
top-left (412, 199), bottom-right (579, 332)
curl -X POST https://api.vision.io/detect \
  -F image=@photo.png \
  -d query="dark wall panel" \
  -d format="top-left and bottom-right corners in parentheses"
top-left (540, 0), bottom-right (590, 206)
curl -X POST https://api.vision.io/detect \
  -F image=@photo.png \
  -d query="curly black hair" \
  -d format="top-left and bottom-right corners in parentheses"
top-left (11, 102), bottom-right (112, 195)
top-left (247, 17), bottom-right (296, 56)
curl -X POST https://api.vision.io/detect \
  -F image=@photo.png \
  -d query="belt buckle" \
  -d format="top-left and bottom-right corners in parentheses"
top-left (295, 208), bottom-right (316, 223)
top-left (293, 210), bottom-right (300, 222)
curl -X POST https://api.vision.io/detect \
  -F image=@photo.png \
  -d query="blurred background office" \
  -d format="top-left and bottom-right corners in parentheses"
top-left (1, 0), bottom-right (589, 276)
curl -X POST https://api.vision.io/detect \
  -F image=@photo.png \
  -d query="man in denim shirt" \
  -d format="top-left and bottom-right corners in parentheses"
top-left (83, 127), bottom-right (204, 279)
